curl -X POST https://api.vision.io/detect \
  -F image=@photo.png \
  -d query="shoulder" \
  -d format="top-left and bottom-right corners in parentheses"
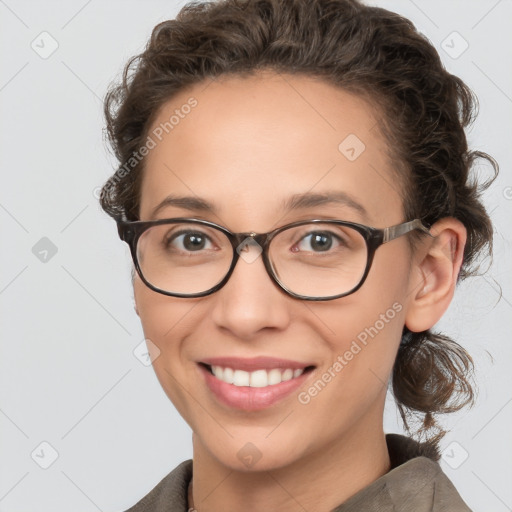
top-left (386, 433), bottom-right (473, 511)
top-left (123, 459), bottom-right (193, 512)
top-left (386, 456), bottom-right (473, 512)
top-left (334, 434), bottom-right (473, 511)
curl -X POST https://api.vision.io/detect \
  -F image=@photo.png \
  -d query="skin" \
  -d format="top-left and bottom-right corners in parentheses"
top-left (133, 70), bottom-right (466, 512)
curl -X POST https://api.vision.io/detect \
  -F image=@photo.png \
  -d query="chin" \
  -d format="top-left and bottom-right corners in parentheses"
top-left (199, 433), bottom-right (305, 473)
top-left (220, 451), bottom-right (296, 473)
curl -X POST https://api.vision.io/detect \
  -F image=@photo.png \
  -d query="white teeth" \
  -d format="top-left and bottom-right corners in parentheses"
top-left (268, 368), bottom-right (282, 385)
top-left (211, 365), bottom-right (223, 380)
top-left (250, 369), bottom-right (268, 388)
top-left (233, 369), bottom-right (250, 386)
top-left (282, 369), bottom-right (294, 381)
top-left (223, 367), bottom-right (234, 384)
top-left (210, 365), bottom-right (306, 387)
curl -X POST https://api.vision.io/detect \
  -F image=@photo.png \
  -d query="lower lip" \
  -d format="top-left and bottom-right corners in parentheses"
top-left (198, 364), bottom-right (313, 411)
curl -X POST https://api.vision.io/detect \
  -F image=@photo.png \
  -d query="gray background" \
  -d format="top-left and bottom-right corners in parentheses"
top-left (1, 0), bottom-right (511, 510)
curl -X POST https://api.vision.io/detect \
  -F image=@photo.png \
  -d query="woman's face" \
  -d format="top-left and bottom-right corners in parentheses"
top-left (134, 71), bottom-right (418, 471)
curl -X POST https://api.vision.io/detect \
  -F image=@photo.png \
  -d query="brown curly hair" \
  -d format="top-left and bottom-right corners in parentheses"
top-left (99, 0), bottom-right (498, 454)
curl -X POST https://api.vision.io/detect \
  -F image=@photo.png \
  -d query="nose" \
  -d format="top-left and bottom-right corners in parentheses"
top-left (209, 240), bottom-right (291, 339)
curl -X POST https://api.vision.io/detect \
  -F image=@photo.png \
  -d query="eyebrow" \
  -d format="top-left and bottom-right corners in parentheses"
top-left (150, 191), bottom-right (369, 221)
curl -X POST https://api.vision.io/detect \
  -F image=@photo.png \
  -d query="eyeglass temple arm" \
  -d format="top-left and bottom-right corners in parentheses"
top-left (115, 217), bottom-right (134, 243)
top-left (382, 219), bottom-right (433, 243)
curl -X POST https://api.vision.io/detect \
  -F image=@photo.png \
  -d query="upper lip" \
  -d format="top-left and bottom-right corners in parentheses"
top-left (199, 356), bottom-right (316, 372)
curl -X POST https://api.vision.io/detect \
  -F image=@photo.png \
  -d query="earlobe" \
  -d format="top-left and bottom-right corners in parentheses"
top-left (405, 217), bottom-right (467, 333)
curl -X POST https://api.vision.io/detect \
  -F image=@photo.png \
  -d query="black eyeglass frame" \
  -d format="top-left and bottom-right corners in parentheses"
top-left (116, 217), bottom-right (433, 301)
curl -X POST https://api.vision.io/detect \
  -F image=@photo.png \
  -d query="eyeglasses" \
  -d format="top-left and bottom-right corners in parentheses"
top-left (116, 217), bottom-right (432, 301)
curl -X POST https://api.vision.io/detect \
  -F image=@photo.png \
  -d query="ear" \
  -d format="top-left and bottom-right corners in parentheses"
top-left (404, 217), bottom-right (467, 333)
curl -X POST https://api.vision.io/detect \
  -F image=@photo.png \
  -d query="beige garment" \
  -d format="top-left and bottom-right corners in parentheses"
top-left (123, 433), bottom-right (472, 512)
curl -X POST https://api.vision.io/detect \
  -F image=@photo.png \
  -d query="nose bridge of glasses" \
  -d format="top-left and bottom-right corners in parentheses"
top-left (230, 231), bottom-right (270, 251)
top-left (231, 231), bottom-right (270, 263)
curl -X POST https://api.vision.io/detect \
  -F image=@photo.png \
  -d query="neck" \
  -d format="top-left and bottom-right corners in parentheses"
top-left (188, 417), bottom-right (390, 512)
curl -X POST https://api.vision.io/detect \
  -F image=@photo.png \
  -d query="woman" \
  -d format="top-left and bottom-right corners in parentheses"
top-left (100, 0), bottom-right (498, 510)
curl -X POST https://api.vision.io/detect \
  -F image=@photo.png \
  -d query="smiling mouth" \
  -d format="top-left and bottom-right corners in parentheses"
top-left (199, 362), bottom-right (316, 388)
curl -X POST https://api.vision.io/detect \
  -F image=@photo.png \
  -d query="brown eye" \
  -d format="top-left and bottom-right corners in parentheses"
top-left (164, 229), bottom-right (213, 252)
top-left (291, 230), bottom-right (347, 253)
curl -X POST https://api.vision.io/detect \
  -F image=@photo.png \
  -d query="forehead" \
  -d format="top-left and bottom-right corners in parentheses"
top-left (139, 71), bottom-right (404, 229)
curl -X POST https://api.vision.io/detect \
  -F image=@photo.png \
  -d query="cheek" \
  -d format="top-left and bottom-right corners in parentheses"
top-left (134, 277), bottom-right (195, 341)
top-left (305, 246), bottom-right (410, 401)
top-left (319, 302), bottom-right (403, 395)
top-left (294, 300), bottom-right (405, 446)
top-left (133, 278), bottom-right (193, 389)
top-left (133, 278), bottom-right (201, 422)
